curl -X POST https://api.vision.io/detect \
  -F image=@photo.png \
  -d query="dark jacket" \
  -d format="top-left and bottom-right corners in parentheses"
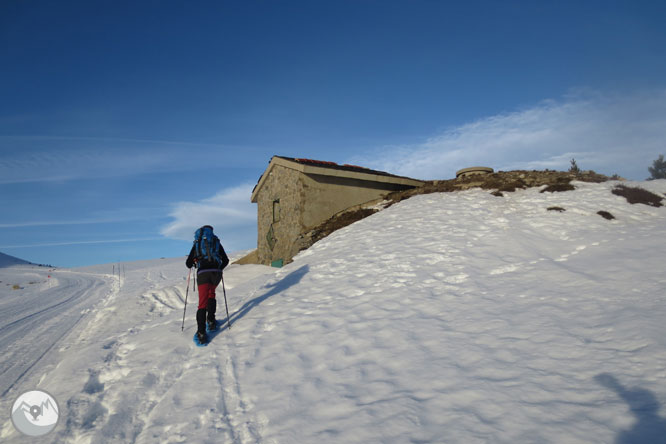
top-left (186, 243), bottom-right (230, 272)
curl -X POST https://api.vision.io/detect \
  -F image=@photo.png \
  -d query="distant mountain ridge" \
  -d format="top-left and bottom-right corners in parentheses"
top-left (0, 251), bottom-right (32, 268)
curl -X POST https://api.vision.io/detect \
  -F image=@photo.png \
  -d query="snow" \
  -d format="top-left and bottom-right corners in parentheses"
top-left (1, 179), bottom-right (666, 443)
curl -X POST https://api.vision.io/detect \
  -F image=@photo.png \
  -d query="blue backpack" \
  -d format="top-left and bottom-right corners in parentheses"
top-left (193, 226), bottom-right (223, 266)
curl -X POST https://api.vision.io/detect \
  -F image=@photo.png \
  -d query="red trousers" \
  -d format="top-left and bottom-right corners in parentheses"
top-left (198, 283), bottom-right (217, 309)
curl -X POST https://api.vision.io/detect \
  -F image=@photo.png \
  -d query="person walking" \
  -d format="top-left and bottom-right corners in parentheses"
top-left (186, 225), bottom-right (229, 344)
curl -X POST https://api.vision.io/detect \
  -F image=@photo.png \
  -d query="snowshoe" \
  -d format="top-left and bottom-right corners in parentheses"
top-left (194, 320), bottom-right (224, 347)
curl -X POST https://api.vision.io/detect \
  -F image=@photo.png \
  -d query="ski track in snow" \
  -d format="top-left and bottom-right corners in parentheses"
top-left (1, 180), bottom-right (666, 443)
top-left (1, 258), bottom-right (277, 444)
top-left (0, 268), bottom-right (111, 398)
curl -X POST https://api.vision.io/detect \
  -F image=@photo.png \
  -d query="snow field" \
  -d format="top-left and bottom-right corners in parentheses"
top-left (1, 258), bottom-right (279, 443)
top-left (238, 180), bottom-right (666, 443)
top-left (0, 267), bottom-right (111, 400)
top-left (1, 179), bottom-right (665, 443)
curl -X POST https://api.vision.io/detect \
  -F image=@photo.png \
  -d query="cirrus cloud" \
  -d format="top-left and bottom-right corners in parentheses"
top-left (355, 90), bottom-right (666, 181)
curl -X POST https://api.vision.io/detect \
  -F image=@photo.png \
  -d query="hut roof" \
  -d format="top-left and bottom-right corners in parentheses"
top-left (251, 156), bottom-right (424, 203)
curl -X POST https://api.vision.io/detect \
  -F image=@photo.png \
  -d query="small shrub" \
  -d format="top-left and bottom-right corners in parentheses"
top-left (498, 180), bottom-right (527, 192)
top-left (648, 154), bottom-right (666, 180)
top-left (612, 185), bottom-right (663, 207)
top-left (12, 284), bottom-right (21, 290)
top-left (547, 206), bottom-right (566, 212)
top-left (569, 158), bottom-right (581, 174)
top-left (480, 177), bottom-right (527, 193)
top-left (597, 211), bottom-right (615, 220)
top-left (541, 183), bottom-right (576, 193)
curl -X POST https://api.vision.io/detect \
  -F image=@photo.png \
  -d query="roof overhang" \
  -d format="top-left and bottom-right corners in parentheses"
top-left (251, 156), bottom-right (424, 203)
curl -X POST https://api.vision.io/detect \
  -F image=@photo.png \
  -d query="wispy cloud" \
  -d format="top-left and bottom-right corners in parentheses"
top-left (160, 183), bottom-right (256, 244)
top-left (0, 135), bottom-right (233, 146)
top-left (353, 90), bottom-right (666, 181)
top-left (0, 237), bottom-right (163, 248)
top-left (0, 147), bottom-right (187, 184)
top-left (0, 137), bottom-right (263, 184)
top-left (0, 207), bottom-right (165, 228)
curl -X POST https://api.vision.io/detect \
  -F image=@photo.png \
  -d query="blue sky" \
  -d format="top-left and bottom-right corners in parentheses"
top-left (1, 0), bottom-right (665, 267)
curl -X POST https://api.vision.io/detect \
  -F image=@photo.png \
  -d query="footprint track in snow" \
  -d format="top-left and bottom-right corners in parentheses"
top-left (555, 244), bottom-right (592, 262)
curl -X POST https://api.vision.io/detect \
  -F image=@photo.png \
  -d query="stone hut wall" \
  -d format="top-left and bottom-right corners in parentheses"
top-left (255, 164), bottom-right (420, 265)
top-left (255, 164), bottom-right (304, 265)
top-left (300, 174), bottom-right (412, 228)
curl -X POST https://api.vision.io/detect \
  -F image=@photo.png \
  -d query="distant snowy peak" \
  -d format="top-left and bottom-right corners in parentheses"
top-left (0, 251), bottom-right (31, 268)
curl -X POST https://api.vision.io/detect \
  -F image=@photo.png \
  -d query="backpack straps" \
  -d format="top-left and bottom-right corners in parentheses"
top-left (213, 236), bottom-right (221, 263)
top-left (194, 228), bottom-right (204, 262)
top-left (204, 231), bottom-right (212, 262)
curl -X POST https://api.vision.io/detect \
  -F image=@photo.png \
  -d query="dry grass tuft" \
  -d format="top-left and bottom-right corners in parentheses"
top-left (612, 185), bottom-right (663, 207)
top-left (310, 208), bottom-right (379, 244)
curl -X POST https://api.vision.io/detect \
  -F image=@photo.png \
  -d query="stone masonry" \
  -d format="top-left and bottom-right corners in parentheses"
top-left (252, 157), bottom-right (424, 265)
top-left (255, 163), bottom-right (304, 265)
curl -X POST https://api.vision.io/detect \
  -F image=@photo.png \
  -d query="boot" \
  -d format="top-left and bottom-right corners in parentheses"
top-left (207, 298), bottom-right (217, 331)
top-left (196, 308), bottom-right (207, 337)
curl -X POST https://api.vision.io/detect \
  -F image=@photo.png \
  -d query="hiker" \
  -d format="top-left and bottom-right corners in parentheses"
top-left (186, 225), bottom-right (230, 343)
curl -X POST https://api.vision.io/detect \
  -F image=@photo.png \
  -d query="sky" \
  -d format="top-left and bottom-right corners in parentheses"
top-left (1, 0), bottom-right (665, 267)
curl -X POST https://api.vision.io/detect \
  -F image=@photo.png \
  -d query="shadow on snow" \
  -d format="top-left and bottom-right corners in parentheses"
top-left (595, 373), bottom-right (666, 444)
top-left (221, 265), bottom-right (309, 330)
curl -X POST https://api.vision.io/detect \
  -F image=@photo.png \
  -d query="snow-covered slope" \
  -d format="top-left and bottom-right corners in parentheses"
top-left (1, 180), bottom-right (666, 443)
top-left (0, 265), bottom-right (110, 399)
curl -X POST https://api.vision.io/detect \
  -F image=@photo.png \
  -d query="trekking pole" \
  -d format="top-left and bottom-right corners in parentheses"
top-left (221, 272), bottom-right (231, 330)
top-left (181, 268), bottom-right (192, 332)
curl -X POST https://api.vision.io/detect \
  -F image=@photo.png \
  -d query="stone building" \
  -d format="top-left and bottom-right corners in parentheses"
top-left (250, 156), bottom-right (424, 266)
top-left (456, 166), bottom-right (494, 178)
